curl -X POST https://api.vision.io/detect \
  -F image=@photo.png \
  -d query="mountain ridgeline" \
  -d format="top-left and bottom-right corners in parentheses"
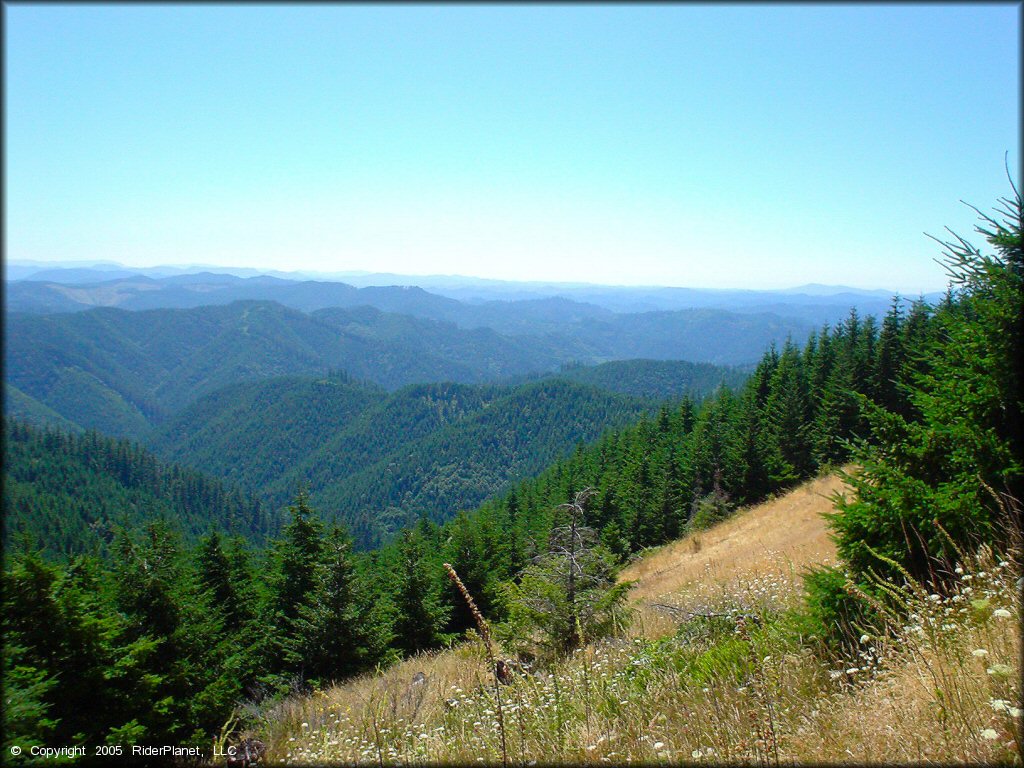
top-left (5, 287), bottom-right (751, 550)
top-left (3, 301), bottom-right (572, 439)
top-left (6, 298), bottom-right (779, 441)
top-left (6, 266), bottom-right (930, 327)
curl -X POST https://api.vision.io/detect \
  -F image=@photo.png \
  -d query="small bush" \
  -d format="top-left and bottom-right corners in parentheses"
top-left (799, 565), bottom-right (880, 655)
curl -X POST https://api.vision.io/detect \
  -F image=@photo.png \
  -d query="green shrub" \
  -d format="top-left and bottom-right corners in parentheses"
top-left (798, 565), bottom-right (879, 655)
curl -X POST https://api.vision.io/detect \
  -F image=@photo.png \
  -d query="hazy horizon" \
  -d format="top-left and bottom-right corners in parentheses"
top-left (6, 256), bottom-right (937, 296)
top-left (7, 5), bottom-right (1019, 295)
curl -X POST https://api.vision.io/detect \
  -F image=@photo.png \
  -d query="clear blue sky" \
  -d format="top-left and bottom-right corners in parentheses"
top-left (5, 4), bottom-right (1020, 292)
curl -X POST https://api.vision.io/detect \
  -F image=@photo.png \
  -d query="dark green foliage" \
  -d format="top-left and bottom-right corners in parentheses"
top-left (150, 375), bottom-right (384, 493)
top-left (284, 527), bottom-right (392, 686)
top-left (830, 186), bottom-right (1023, 585)
top-left (499, 492), bottom-right (633, 662)
top-left (156, 378), bottom-right (652, 549)
top-left (797, 565), bottom-right (879, 655)
top-left (259, 492), bottom-right (327, 683)
top-left (388, 529), bottom-right (452, 655)
top-left (763, 340), bottom-right (813, 485)
top-left (3, 419), bottom-right (272, 558)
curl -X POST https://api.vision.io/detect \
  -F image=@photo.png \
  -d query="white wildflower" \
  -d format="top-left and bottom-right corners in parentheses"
top-left (981, 728), bottom-right (999, 740)
top-left (992, 608), bottom-right (1011, 619)
top-left (653, 742), bottom-right (665, 750)
top-left (972, 648), bottom-right (989, 657)
top-left (991, 699), bottom-right (1011, 712)
top-left (859, 634), bottom-right (871, 644)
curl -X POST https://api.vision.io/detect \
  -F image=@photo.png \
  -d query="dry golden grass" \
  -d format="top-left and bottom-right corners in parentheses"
top-left (622, 472), bottom-right (843, 603)
top-left (789, 551), bottom-right (1022, 764)
top-left (623, 473), bottom-right (845, 643)
top-left (252, 473), bottom-right (1021, 765)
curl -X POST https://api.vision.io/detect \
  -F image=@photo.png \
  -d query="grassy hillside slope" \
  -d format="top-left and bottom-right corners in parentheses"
top-left (255, 473), bottom-right (1020, 765)
top-left (622, 472), bottom-right (841, 606)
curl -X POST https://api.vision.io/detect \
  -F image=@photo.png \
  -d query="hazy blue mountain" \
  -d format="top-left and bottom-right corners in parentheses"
top-left (5, 262), bottom-right (939, 332)
top-left (563, 309), bottom-right (813, 366)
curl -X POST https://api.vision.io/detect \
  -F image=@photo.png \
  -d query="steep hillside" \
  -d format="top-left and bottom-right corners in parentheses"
top-left (258, 474), bottom-right (1019, 765)
top-left (4, 383), bottom-right (83, 433)
top-left (263, 382), bottom-right (504, 512)
top-left (3, 420), bottom-right (272, 558)
top-left (311, 305), bottom-right (574, 381)
top-left (321, 379), bottom-right (651, 546)
top-left (153, 377), bottom-right (652, 548)
top-left (148, 374), bottom-right (387, 492)
top-left (621, 473), bottom-right (841, 610)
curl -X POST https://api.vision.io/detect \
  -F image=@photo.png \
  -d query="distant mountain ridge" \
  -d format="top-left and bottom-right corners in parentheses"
top-left (5, 261), bottom-right (941, 328)
top-left (6, 298), bottom-right (804, 442)
top-left (3, 300), bottom-right (583, 439)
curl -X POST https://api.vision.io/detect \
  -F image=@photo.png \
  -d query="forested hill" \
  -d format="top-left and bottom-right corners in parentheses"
top-left (3, 301), bottom-right (578, 440)
top-left (314, 379), bottom-right (654, 547)
top-left (540, 358), bottom-right (749, 400)
top-left (150, 377), bottom-right (656, 548)
top-left (3, 419), bottom-right (273, 559)
top-left (5, 298), bottom-right (795, 441)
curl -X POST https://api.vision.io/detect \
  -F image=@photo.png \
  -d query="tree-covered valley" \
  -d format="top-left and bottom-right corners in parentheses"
top-left (3, 189), bottom-right (1020, 763)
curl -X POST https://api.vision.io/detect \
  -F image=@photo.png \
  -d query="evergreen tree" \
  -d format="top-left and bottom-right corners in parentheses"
top-left (287, 526), bottom-right (389, 685)
top-left (390, 530), bottom-right (450, 655)
top-left (874, 296), bottom-right (906, 414)
top-left (500, 490), bottom-right (633, 662)
top-left (260, 491), bottom-right (327, 687)
top-left (763, 339), bottom-right (813, 484)
top-left (831, 184), bottom-right (1023, 583)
